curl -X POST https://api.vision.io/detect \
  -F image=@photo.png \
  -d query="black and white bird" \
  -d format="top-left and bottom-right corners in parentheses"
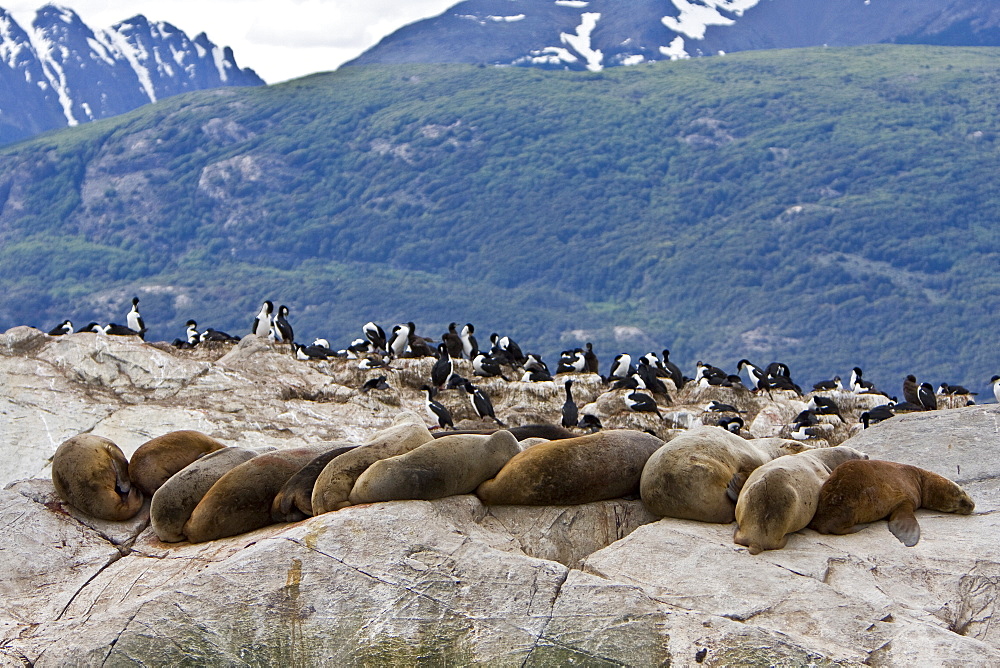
top-left (76, 322), bottom-right (103, 333)
top-left (636, 358), bottom-right (671, 400)
top-left (695, 361), bottom-right (728, 387)
top-left (561, 379), bottom-right (578, 428)
top-left (661, 349), bottom-right (685, 389)
top-left (406, 322), bottom-right (437, 358)
top-left (860, 404), bottom-right (895, 428)
top-left (640, 352), bottom-right (668, 378)
top-left (252, 301), bottom-right (273, 337)
top-left (706, 400), bottom-right (743, 413)
top-left (607, 353), bottom-right (634, 382)
top-left (812, 375), bottom-right (842, 391)
top-left (126, 297), bottom-right (146, 339)
top-left (293, 342), bottom-right (330, 361)
top-left (991, 376), bottom-right (1000, 403)
top-left (184, 320), bottom-right (200, 345)
top-left (938, 383), bottom-right (976, 396)
top-left (460, 323), bottom-right (478, 360)
top-left (463, 381), bottom-right (502, 425)
top-left (472, 353), bottom-right (509, 380)
top-left (556, 349), bottom-right (586, 374)
top-left (104, 323), bottom-right (142, 337)
top-left (271, 305), bottom-right (294, 343)
top-left (917, 382), bottom-right (938, 411)
top-left (201, 327), bottom-right (239, 343)
top-left (387, 323), bottom-right (411, 359)
top-left (361, 375), bottom-right (390, 393)
top-left (736, 359), bottom-right (765, 389)
top-left (358, 356), bottom-right (389, 370)
top-left (625, 391), bottom-right (662, 418)
top-left (521, 368), bottom-right (554, 383)
top-left (363, 322), bottom-right (387, 353)
top-left (850, 367), bottom-right (876, 393)
top-left (806, 396), bottom-right (843, 421)
top-left (717, 416), bottom-right (744, 434)
top-left (523, 354), bottom-right (549, 374)
top-left (430, 343), bottom-right (454, 389)
top-left (421, 385), bottom-right (454, 429)
top-left (48, 320), bottom-right (73, 336)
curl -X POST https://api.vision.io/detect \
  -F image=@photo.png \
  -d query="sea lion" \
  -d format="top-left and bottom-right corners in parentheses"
top-left (150, 447), bottom-right (258, 542)
top-left (733, 446), bottom-right (869, 554)
top-left (129, 430), bottom-right (227, 496)
top-left (51, 434), bottom-right (144, 521)
top-left (350, 431), bottom-right (520, 504)
top-left (640, 426), bottom-right (812, 523)
top-left (475, 430), bottom-right (663, 506)
top-left (183, 445), bottom-right (332, 543)
top-left (430, 424), bottom-right (576, 441)
top-left (311, 411), bottom-right (434, 515)
top-left (271, 444), bottom-right (357, 523)
top-left (809, 459), bottom-right (975, 547)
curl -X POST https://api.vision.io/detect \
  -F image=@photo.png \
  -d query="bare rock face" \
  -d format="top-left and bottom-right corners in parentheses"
top-left (1, 327), bottom-right (999, 664)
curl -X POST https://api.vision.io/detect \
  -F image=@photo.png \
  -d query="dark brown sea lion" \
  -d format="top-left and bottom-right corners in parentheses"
top-left (271, 444), bottom-right (357, 523)
top-left (809, 459), bottom-right (975, 547)
top-left (183, 445), bottom-right (331, 543)
top-left (475, 430), bottom-right (663, 506)
top-left (129, 430), bottom-right (227, 496)
top-left (150, 447), bottom-right (258, 542)
top-left (51, 434), bottom-right (143, 521)
top-left (431, 424), bottom-right (576, 441)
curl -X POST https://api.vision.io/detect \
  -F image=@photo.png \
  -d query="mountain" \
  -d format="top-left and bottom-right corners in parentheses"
top-left (347, 0), bottom-right (1000, 71)
top-left (0, 46), bottom-right (998, 396)
top-left (0, 4), bottom-right (263, 145)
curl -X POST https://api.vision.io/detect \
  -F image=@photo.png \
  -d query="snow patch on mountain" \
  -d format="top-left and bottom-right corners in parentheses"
top-left (662, 0), bottom-right (761, 40)
top-left (561, 12), bottom-right (603, 71)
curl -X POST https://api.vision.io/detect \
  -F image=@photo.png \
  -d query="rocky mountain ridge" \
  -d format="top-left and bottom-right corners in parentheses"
top-left (349, 0), bottom-right (1000, 71)
top-left (0, 4), bottom-right (263, 145)
top-left (0, 325), bottom-right (998, 664)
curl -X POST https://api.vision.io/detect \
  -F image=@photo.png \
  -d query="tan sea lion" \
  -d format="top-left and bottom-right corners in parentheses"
top-left (733, 446), bottom-right (868, 554)
top-left (129, 430), bottom-right (227, 496)
top-left (809, 459), bottom-right (975, 546)
top-left (350, 431), bottom-right (520, 504)
top-left (430, 424), bottom-right (576, 440)
top-left (475, 430), bottom-right (663, 506)
top-left (150, 447), bottom-right (258, 542)
top-left (311, 411), bottom-right (434, 514)
top-left (51, 434), bottom-right (144, 521)
top-left (271, 444), bottom-right (357, 523)
top-left (183, 445), bottom-right (332, 543)
top-left (640, 426), bottom-right (812, 523)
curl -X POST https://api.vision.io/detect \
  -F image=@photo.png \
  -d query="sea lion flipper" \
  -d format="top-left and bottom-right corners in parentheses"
top-left (888, 504), bottom-right (920, 547)
top-left (726, 471), bottom-right (749, 503)
top-left (113, 455), bottom-right (132, 495)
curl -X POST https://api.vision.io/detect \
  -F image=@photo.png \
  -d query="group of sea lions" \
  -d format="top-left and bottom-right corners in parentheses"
top-left (50, 417), bottom-right (975, 551)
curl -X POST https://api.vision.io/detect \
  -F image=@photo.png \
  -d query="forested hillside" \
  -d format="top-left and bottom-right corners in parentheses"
top-left (0, 45), bottom-right (998, 393)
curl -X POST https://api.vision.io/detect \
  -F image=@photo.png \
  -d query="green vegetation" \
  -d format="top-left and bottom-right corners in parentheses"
top-left (1, 45), bottom-right (998, 393)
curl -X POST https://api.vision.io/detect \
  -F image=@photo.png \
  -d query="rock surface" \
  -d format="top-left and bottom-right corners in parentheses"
top-left (1, 328), bottom-right (998, 665)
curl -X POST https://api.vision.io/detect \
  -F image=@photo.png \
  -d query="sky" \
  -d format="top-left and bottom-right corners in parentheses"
top-left (6, 0), bottom-right (459, 84)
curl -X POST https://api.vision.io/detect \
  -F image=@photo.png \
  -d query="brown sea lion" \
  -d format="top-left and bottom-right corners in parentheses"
top-left (809, 459), bottom-right (975, 547)
top-left (271, 444), bottom-right (357, 523)
top-left (129, 430), bottom-right (227, 496)
top-left (639, 426), bottom-right (812, 523)
top-left (431, 424), bottom-right (576, 441)
top-left (475, 430), bottom-right (663, 506)
top-left (350, 431), bottom-right (520, 504)
top-left (51, 434), bottom-right (143, 521)
top-left (733, 446), bottom-right (868, 554)
top-left (183, 445), bottom-right (332, 543)
top-left (150, 447), bottom-right (258, 542)
top-left (311, 411), bottom-right (434, 515)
